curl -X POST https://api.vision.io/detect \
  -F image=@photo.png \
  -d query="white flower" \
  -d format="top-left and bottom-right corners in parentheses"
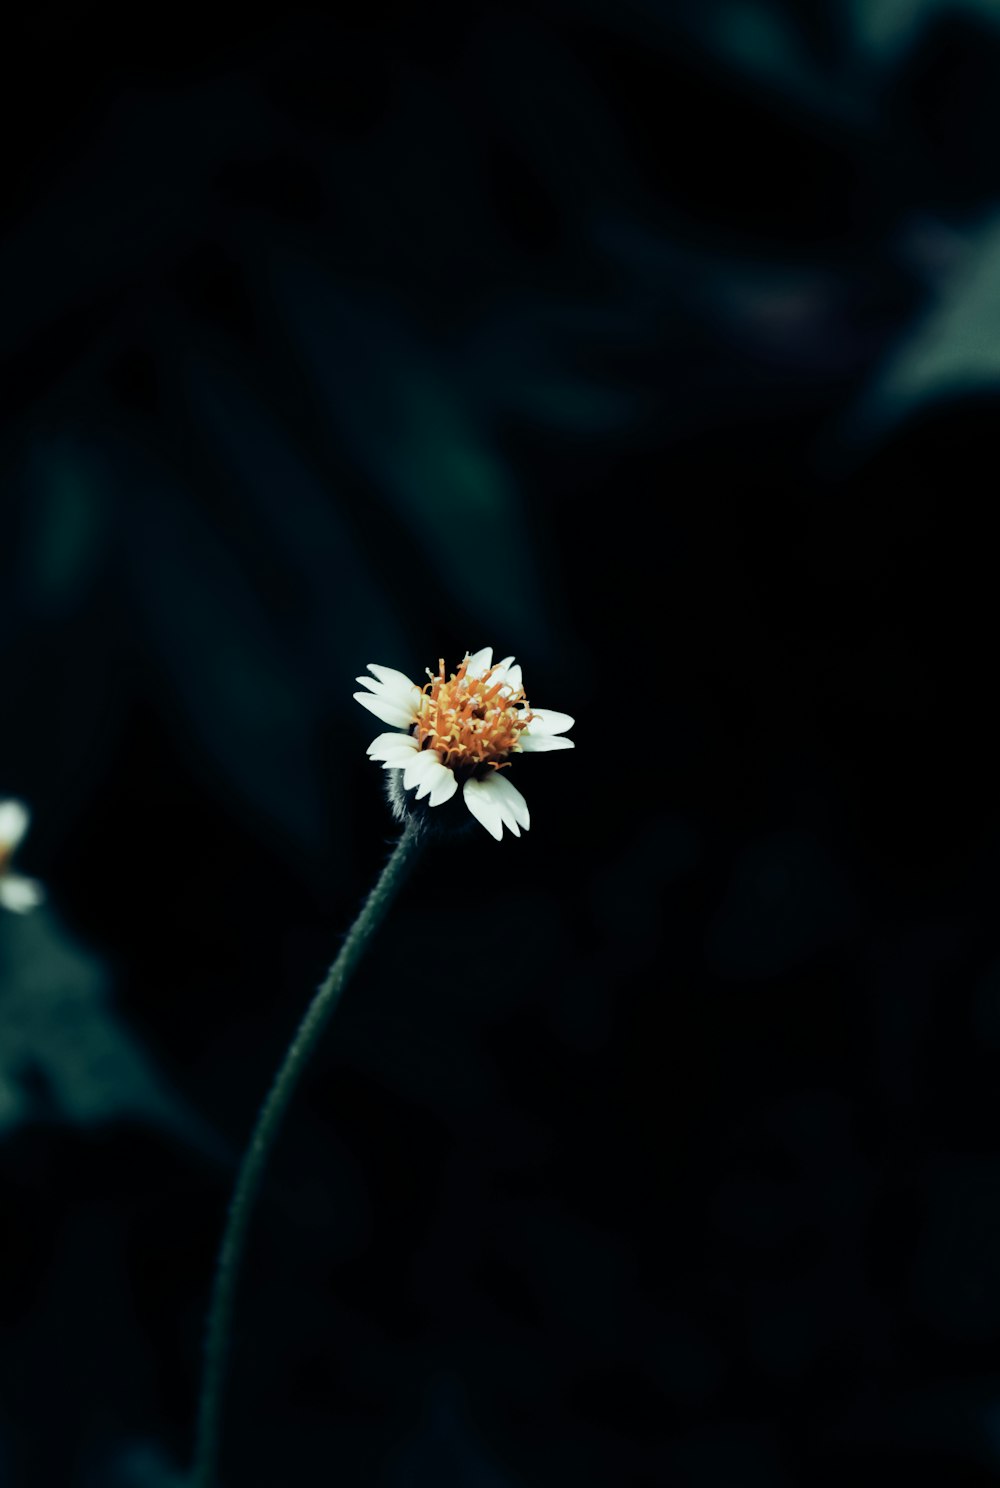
top-left (354, 648), bottom-right (575, 840)
top-left (0, 799), bottom-right (44, 913)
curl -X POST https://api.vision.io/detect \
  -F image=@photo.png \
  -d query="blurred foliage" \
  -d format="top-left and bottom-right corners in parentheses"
top-left (5, 0), bottom-right (1000, 859)
top-left (861, 212), bottom-right (1000, 433)
top-left (0, 907), bottom-right (215, 1149)
top-left (5, 0), bottom-right (1000, 1484)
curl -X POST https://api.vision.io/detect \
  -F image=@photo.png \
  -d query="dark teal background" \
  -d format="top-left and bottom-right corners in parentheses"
top-left (4, 4), bottom-right (1000, 1484)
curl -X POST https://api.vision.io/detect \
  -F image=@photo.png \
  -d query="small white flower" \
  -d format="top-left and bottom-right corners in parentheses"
top-left (354, 648), bottom-right (575, 840)
top-left (0, 799), bottom-right (44, 913)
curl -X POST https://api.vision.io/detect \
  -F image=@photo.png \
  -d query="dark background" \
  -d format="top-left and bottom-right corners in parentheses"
top-left (3, 2), bottom-right (1000, 1484)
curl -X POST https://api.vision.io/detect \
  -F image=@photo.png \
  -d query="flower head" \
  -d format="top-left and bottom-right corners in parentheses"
top-left (354, 647), bottom-right (574, 839)
top-left (0, 799), bottom-right (44, 913)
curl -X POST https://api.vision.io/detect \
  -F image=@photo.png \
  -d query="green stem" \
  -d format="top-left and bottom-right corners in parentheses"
top-left (192, 814), bottom-right (425, 1488)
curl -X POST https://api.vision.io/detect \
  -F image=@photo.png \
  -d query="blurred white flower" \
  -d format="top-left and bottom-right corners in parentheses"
top-left (0, 799), bottom-right (44, 913)
top-left (355, 648), bottom-right (575, 840)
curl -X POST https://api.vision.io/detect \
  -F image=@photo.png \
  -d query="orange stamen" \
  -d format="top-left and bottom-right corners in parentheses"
top-left (413, 656), bottom-right (534, 772)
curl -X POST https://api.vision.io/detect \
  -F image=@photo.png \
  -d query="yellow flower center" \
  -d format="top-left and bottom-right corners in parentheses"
top-left (414, 656), bottom-right (533, 772)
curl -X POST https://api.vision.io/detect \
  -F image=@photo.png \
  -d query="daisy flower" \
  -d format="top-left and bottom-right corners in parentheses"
top-left (0, 799), bottom-right (44, 913)
top-left (354, 648), bottom-right (574, 840)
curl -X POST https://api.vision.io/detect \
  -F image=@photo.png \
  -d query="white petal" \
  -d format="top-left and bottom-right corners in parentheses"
top-left (367, 664), bottom-right (418, 692)
top-left (462, 777), bottom-right (504, 840)
top-left (402, 748), bottom-right (444, 791)
top-left (0, 799), bottom-right (29, 851)
top-left (526, 709), bottom-right (575, 736)
top-left (356, 669), bottom-right (420, 710)
top-left (465, 647), bottom-right (493, 678)
top-left (518, 733), bottom-right (575, 752)
top-left (483, 772), bottom-right (530, 831)
top-left (413, 759), bottom-right (457, 803)
top-left (378, 748), bottom-right (423, 769)
top-left (366, 730), bottom-right (415, 752)
top-left (0, 873), bottom-right (44, 912)
top-left (427, 770), bottom-right (459, 807)
top-left (354, 691), bottom-right (418, 729)
top-left (379, 760), bottom-right (412, 776)
top-left (367, 732), bottom-right (419, 760)
top-left (489, 659), bottom-right (520, 691)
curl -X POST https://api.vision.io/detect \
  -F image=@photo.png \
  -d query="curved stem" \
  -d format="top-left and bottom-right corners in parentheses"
top-left (192, 814), bottom-right (425, 1488)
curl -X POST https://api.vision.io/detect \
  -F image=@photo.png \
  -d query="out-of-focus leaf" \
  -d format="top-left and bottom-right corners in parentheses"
top-left (860, 214), bottom-right (1000, 436)
top-left (273, 261), bottom-right (552, 645)
top-left (388, 1375), bottom-right (519, 1488)
top-left (707, 830), bottom-right (857, 982)
top-left (509, 378), bottom-right (643, 433)
top-left (17, 440), bottom-right (109, 618)
top-left (701, 2), bottom-right (844, 110)
top-left (0, 907), bottom-right (215, 1148)
top-left (454, 297), bottom-right (651, 435)
top-left (104, 1441), bottom-right (190, 1488)
top-left (182, 348), bottom-right (405, 674)
top-left (0, 79), bottom-right (273, 382)
top-left (124, 468), bottom-right (327, 852)
top-left (569, 0), bottom-right (860, 122)
top-left (850, 0), bottom-right (1000, 64)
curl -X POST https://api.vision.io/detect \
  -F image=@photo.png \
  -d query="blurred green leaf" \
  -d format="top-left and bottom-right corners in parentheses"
top-left (850, 0), bottom-right (1000, 63)
top-left (0, 907), bottom-right (214, 1147)
top-left (19, 441), bottom-right (109, 618)
top-left (705, 2), bottom-right (832, 102)
top-left (861, 214), bottom-right (1000, 435)
top-left (707, 830), bottom-right (857, 982)
top-left (388, 1376), bottom-right (518, 1488)
top-left (125, 472), bottom-right (328, 852)
top-left (183, 348), bottom-right (406, 674)
top-left (274, 263), bottom-right (552, 645)
top-left (106, 1441), bottom-right (191, 1488)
